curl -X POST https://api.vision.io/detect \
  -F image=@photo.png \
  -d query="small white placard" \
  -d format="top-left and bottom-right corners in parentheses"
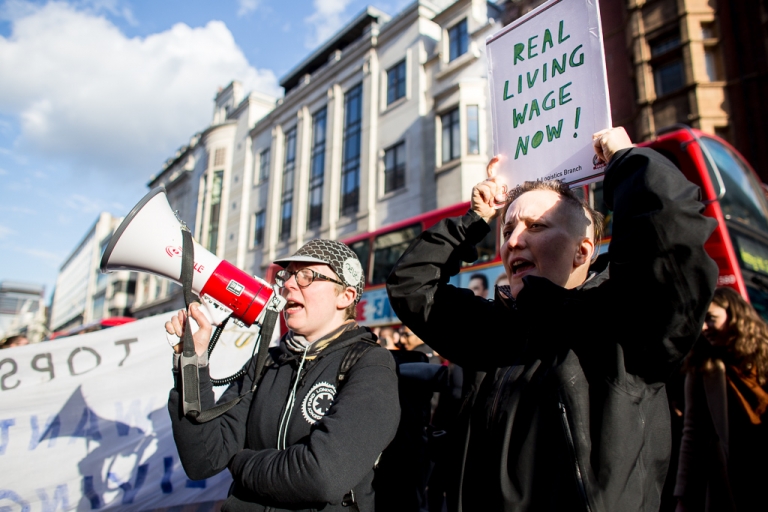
top-left (486, 0), bottom-right (611, 188)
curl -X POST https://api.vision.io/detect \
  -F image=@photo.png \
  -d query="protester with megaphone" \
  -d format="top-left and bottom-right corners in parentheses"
top-left (165, 239), bottom-right (400, 512)
top-left (387, 127), bottom-right (719, 512)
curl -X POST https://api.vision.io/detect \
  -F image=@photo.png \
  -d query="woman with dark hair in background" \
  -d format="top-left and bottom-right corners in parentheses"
top-left (675, 287), bottom-right (768, 512)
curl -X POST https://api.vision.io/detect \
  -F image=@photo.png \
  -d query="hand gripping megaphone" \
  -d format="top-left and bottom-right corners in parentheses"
top-left (100, 187), bottom-right (285, 330)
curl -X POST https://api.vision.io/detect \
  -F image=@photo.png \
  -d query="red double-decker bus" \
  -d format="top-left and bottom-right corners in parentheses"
top-left (341, 125), bottom-right (768, 326)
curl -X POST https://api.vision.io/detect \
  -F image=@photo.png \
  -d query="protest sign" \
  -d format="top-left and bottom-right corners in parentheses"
top-left (486, 0), bottom-right (611, 187)
top-left (0, 314), bottom-right (266, 511)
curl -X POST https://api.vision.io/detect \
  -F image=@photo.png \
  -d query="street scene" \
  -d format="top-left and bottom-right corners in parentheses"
top-left (2, 0), bottom-right (768, 510)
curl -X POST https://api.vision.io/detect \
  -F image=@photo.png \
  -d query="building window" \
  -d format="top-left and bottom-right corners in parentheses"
top-left (449, 19), bottom-right (469, 62)
top-left (650, 32), bottom-right (684, 97)
top-left (701, 22), bottom-right (723, 82)
top-left (213, 148), bottom-right (226, 167)
top-left (442, 107), bottom-right (460, 163)
top-left (280, 128), bottom-right (297, 241)
top-left (341, 83), bottom-right (363, 216)
top-left (258, 148), bottom-right (270, 184)
top-left (207, 169), bottom-right (224, 253)
top-left (308, 108), bottom-right (327, 230)
top-left (466, 105), bottom-right (479, 155)
top-left (384, 142), bottom-right (406, 193)
top-left (253, 209), bottom-right (265, 247)
top-left (654, 60), bottom-right (685, 96)
top-left (387, 60), bottom-right (406, 105)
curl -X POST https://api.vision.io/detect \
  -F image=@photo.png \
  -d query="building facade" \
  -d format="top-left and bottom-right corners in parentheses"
top-left (0, 281), bottom-right (47, 343)
top-left (49, 212), bottom-right (135, 333)
top-left (233, 0), bottom-right (501, 276)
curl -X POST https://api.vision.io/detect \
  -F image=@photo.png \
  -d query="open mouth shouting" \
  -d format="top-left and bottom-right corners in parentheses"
top-left (510, 258), bottom-right (535, 277)
top-left (284, 299), bottom-right (304, 314)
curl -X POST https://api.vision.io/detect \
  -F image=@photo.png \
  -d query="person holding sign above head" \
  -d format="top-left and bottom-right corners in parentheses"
top-left (387, 127), bottom-right (718, 512)
top-left (166, 239), bottom-right (400, 512)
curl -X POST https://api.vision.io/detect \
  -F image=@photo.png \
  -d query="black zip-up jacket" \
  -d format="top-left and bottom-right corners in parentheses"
top-left (386, 148), bottom-right (718, 512)
top-left (168, 326), bottom-right (400, 512)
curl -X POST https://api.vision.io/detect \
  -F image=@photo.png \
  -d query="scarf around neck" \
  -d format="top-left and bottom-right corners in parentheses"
top-left (726, 363), bottom-right (768, 425)
top-left (284, 320), bottom-right (359, 359)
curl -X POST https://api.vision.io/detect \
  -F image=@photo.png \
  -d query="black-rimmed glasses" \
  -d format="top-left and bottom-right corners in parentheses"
top-left (275, 268), bottom-right (345, 289)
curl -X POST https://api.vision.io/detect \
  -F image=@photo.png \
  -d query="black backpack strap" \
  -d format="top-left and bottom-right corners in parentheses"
top-left (336, 339), bottom-right (378, 388)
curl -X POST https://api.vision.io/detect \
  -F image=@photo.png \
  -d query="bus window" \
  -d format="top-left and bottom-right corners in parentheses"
top-left (464, 217), bottom-right (497, 266)
top-left (371, 224), bottom-right (422, 285)
top-left (700, 136), bottom-right (768, 234)
top-left (730, 229), bottom-right (768, 320)
top-left (349, 239), bottom-right (371, 280)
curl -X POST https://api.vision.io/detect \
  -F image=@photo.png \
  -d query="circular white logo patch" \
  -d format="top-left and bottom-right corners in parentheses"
top-left (342, 258), bottom-right (362, 286)
top-left (301, 381), bottom-right (337, 424)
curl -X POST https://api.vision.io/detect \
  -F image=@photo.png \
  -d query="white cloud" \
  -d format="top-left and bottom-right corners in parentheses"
top-left (0, 224), bottom-right (15, 239)
top-left (237, 0), bottom-right (260, 17)
top-left (0, 1), bottom-right (280, 180)
top-left (64, 193), bottom-right (104, 215)
top-left (304, 0), bottom-right (354, 49)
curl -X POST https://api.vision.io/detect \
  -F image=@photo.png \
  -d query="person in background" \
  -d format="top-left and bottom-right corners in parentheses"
top-left (379, 326), bottom-right (399, 350)
top-left (0, 335), bottom-right (29, 349)
top-left (401, 326), bottom-right (440, 365)
top-left (675, 287), bottom-right (768, 512)
top-left (468, 273), bottom-right (489, 299)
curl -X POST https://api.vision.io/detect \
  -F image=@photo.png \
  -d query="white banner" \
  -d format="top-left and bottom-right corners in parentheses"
top-left (487, 0), bottom-right (611, 188)
top-left (0, 314), bottom-right (266, 511)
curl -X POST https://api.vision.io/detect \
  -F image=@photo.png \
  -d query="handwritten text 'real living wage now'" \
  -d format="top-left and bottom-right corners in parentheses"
top-left (499, 20), bottom-right (586, 159)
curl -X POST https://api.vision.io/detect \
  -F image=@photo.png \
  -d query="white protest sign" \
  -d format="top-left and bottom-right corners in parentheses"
top-left (0, 314), bottom-right (266, 511)
top-left (486, 0), bottom-right (611, 187)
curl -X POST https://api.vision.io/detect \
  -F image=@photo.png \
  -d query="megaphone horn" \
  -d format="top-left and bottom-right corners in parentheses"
top-left (100, 187), bottom-right (284, 327)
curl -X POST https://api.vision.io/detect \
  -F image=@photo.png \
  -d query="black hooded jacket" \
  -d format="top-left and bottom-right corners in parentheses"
top-left (168, 326), bottom-right (400, 512)
top-left (386, 148), bottom-right (719, 512)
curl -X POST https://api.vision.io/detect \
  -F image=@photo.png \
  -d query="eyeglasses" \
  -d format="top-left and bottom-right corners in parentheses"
top-left (275, 268), bottom-right (345, 289)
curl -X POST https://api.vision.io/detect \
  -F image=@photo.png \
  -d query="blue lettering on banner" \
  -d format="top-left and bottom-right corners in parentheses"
top-left (70, 407), bottom-right (102, 443)
top-left (0, 489), bottom-right (31, 511)
top-left (37, 484), bottom-right (70, 512)
top-left (0, 418), bottom-right (14, 455)
top-left (162, 456), bottom-right (174, 494)
top-left (186, 479), bottom-right (206, 489)
top-left (108, 464), bottom-right (149, 505)
top-left (115, 400), bottom-right (149, 437)
top-left (28, 414), bottom-right (61, 450)
top-left (82, 475), bottom-right (102, 510)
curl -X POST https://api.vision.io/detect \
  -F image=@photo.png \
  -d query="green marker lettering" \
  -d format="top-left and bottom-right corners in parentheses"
top-left (513, 105), bottom-right (528, 128)
top-left (515, 136), bottom-right (530, 159)
top-left (569, 44), bottom-right (584, 67)
top-left (559, 82), bottom-right (573, 105)
top-left (528, 99), bottom-right (541, 121)
top-left (514, 43), bottom-right (525, 65)
top-left (503, 80), bottom-right (514, 100)
top-left (528, 35), bottom-right (539, 59)
top-left (558, 20), bottom-right (570, 43)
top-left (542, 29), bottom-right (554, 53)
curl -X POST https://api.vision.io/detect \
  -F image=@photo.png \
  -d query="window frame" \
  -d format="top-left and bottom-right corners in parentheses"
top-left (441, 107), bottom-right (461, 163)
top-left (383, 141), bottom-right (406, 194)
top-left (280, 127), bottom-right (297, 241)
top-left (341, 83), bottom-right (363, 216)
top-left (308, 107), bottom-right (327, 230)
top-left (448, 19), bottom-right (469, 62)
top-left (386, 60), bottom-right (407, 105)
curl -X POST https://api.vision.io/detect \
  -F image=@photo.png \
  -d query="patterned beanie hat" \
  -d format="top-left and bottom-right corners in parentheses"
top-left (273, 239), bottom-right (365, 304)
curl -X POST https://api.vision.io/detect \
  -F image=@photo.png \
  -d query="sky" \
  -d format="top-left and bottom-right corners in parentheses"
top-left (0, 0), bottom-right (412, 302)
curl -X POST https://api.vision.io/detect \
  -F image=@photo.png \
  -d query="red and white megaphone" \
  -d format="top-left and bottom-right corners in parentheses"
top-left (100, 187), bottom-right (285, 329)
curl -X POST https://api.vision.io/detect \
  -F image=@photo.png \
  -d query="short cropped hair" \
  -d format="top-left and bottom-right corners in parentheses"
top-left (501, 180), bottom-right (604, 260)
top-left (469, 273), bottom-right (488, 290)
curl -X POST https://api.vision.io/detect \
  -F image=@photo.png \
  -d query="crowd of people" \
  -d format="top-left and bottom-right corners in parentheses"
top-left (0, 124), bottom-right (747, 512)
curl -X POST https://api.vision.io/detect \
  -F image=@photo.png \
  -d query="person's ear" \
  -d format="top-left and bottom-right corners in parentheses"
top-left (573, 237), bottom-right (594, 269)
top-left (336, 286), bottom-right (356, 310)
